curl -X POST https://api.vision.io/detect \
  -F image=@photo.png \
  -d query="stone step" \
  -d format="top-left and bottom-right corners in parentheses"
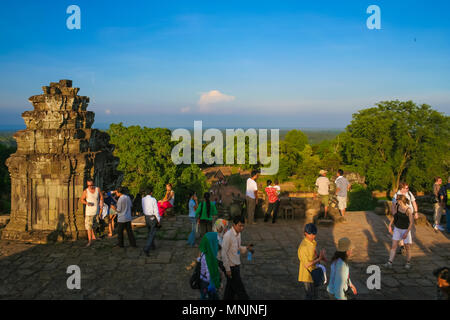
top-left (131, 216), bottom-right (146, 227)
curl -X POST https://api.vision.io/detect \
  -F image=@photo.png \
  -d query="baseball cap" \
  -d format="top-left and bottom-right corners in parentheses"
top-left (304, 223), bottom-right (317, 235)
top-left (319, 169), bottom-right (328, 175)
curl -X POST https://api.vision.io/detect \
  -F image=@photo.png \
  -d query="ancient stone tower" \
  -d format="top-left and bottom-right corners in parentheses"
top-left (2, 80), bottom-right (120, 243)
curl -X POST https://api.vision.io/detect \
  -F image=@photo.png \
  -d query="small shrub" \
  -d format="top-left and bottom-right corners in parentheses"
top-left (348, 184), bottom-right (378, 211)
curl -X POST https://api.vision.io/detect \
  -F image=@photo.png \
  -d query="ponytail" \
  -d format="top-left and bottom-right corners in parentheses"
top-left (204, 192), bottom-right (211, 218)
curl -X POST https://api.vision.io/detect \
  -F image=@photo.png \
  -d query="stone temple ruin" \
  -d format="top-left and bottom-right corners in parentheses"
top-left (2, 80), bottom-right (120, 243)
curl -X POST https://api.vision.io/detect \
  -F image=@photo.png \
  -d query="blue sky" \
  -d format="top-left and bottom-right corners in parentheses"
top-left (0, 0), bottom-right (449, 129)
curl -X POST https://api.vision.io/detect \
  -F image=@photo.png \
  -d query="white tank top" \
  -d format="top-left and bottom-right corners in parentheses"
top-left (85, 187), bottom-right (99, 216)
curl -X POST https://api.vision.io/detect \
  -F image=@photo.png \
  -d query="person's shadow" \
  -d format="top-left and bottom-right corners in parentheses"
top-left (46, 214), bottom-right (68, 242)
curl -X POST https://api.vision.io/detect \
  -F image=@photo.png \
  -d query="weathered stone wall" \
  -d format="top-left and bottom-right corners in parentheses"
top-left (2, 80), bottom-right (120, 243)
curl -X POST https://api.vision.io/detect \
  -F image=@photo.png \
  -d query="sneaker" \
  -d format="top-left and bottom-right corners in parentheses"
top-left (437, 225), bottom-right (445, 231)
top-left (433, 224), bottom-right (439, 231)
top-left (405, 262), bottom-right (411, 270)
top-left (383, 261), bottom-right (393, 269)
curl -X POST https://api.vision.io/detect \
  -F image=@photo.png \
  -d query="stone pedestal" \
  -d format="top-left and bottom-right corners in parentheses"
top-left (2, 80), bottom-right (120, 243)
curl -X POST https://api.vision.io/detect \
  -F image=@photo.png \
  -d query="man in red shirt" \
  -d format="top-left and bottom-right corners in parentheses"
top-left (264, 180), bottom-right (281, 224)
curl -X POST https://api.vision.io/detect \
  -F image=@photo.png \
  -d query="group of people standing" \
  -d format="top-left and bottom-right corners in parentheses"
top-left (314, 169), bottom-right (351, 219)
top-left (297, 223), bottom-right (357, 300)
top-left (433, 176), bottom-right (450, 233)
top-left (81, 183), bottom-right (137, 248)
top-left (245, 170), bottom-right (282, 224)
top-left (192, 215), bottom-right (254, 300)
top-left (80, 180), bottom-right (176, 254)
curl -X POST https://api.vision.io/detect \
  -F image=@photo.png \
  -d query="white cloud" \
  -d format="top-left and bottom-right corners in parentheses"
top-left (197, 90), bottom-right (235, 112)
top-left (105, 109), bottom-right (112, 115)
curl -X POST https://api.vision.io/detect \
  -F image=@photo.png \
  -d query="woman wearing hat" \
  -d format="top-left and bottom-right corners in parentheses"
top-left (327, 237), bottom-right (357, 300)
top-left (213, 219), bottom-right (229, 275)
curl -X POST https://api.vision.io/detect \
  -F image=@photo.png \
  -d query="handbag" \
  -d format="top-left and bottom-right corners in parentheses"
top-left (189, 258), bottom-right (202, 290)
top-left (308, 267), bottom-right (325, 287)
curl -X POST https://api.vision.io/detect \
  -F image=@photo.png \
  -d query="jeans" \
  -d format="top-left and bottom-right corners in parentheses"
top-left (117, 221), bottom-right (136, 247)
top-left (264, 200), bottom-right (280, 222)
top-left (144, 216), bottom-right (158, 252)
top-left (187, 217), bottom-right (197, 246)
top-left (224, 265), bottom-right (249, 300)
top-left (303, 282), bottom-right (318, 300)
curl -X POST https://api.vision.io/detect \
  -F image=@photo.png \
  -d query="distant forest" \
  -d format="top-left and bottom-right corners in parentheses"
top-left (0, 132), bottom-right (16, 148)
top-left (0, 129), bottom-right (341, 148)
top-left (280, 129), bottom-right (342, 145)
top-left (1, 99), bottom-right (449, 215)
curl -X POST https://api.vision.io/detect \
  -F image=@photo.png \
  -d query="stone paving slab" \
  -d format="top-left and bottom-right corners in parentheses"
top-left (0, 212), bottom-right (449, 300)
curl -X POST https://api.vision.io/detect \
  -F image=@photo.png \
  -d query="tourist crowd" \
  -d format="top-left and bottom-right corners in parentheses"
top-left (81, 171), bottom-right (450, 300)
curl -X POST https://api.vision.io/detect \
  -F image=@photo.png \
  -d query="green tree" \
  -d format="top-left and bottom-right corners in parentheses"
top-left (295, 144), bottom-right (322, 191)
top-left (0, 144), bottom-right (16, 213)
top-left (314, 136), bottom-right (343, 174)
top-left (107, 123), bottom-right (208, 214)
top-left (341, 101), bottom-right (450, 196)
top-left (277, 129), bottom-right (308, 181)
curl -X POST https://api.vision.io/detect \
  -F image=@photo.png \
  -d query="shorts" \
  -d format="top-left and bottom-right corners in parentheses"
top-left (337, 196), bottom-right (347, 210)
top-left (393, 227), bottom-right (412, 244)
top-left (85, 215), bottom-right (96, 230)
top-left (319, 194), bottom-right (329, 207)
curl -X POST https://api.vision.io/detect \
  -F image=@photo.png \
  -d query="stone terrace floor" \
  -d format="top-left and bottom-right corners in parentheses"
top-left (0, 211), bottom-right (449, 300)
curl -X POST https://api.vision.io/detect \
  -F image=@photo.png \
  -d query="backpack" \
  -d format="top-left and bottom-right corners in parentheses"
top-left (189, 257), bottom-right (202, 290)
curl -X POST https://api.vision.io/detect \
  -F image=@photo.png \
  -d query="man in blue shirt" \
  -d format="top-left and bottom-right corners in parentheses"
top-left (187, 191), bottom-right (198, 247)
top-left (111, 187), bottom-right (137, 248)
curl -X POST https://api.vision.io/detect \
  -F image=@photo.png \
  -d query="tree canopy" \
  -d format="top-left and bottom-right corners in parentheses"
top-left (0, 143), bottom-right (15, 213)
top-left (107, 123), bottom-right (208, 213)
top-left (340, 100), bottom-right (450, 195)
top-left (277, 129), bottom-right (308, 181)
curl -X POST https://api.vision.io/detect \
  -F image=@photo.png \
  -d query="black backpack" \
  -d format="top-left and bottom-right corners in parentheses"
top-left (189, 258), bottom-right (202, 290)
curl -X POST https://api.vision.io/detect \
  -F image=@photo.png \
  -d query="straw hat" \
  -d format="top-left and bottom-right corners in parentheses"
top-left (319, 169), bottom-right (328, 175)
top-left (337, 237), bottom-right (354, 252)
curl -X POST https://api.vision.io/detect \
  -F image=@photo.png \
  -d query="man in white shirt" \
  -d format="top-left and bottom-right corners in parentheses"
top-left (314, 170), bottom-right (330, 218)
top-left (392, 182), bottom-right (419, 219)
top-left (142, 187), bottom-right (160, 256)
top-left (246, 170), bottom-right (259, 224)
top-left (222, 215), bottom-right (253, 300)
top-left (80, 179), bottom-right (104, 247)
top-left (335, 169), bottom-right (351, 218)
top-left (111, 187), bottom-right (137, 248)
